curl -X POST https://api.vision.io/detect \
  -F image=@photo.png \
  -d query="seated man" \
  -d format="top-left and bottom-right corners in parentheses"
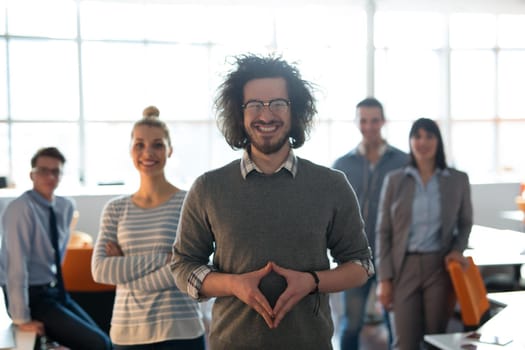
top-left (0, 147), bottom-right (111, 350)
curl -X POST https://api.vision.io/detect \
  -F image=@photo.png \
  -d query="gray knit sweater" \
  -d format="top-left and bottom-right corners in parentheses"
top-left (173, 157), bottom-right (371, 350)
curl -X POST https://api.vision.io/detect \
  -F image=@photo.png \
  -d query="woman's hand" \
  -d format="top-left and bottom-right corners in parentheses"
top-left (445, 250), bottom-right (469, 270)
top-left (105, 241), bottom-right (123, 257)
top-left (377, 280), bottom-right (394, 311)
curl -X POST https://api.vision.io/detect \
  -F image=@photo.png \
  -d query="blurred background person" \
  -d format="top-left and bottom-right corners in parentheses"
top-left (1, 147), bottom-right (111, 350)
top-left (333, 97), bottom-right (407, 350)
top-left (375, 118), bottom-right (473, 350)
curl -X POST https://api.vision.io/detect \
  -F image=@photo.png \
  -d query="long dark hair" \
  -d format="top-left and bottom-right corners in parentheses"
top-left (408, 118), bottom-right (447, 170)
top-left (215, 54), bottom-right (317, 150)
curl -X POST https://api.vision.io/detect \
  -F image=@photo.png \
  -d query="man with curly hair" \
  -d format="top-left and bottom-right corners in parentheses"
top-left (172, 54), bottom-right (373, 350)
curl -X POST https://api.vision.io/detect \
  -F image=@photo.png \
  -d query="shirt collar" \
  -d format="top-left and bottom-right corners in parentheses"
top-left (240, 148), bottom-right (298, 179)
top-left (357, 140), bottom-right (387, 157)
top-left (27, 189), bottom-right (55, 207)
top-left (404, 165), bottom-right (450, 178)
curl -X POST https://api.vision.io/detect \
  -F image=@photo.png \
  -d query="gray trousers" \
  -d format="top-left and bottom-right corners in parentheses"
top-left (390, 253), bottom-right (455, 350)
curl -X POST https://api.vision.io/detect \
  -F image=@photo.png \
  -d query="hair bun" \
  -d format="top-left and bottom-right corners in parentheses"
top-left (143, 105), bottom-right (160, 118)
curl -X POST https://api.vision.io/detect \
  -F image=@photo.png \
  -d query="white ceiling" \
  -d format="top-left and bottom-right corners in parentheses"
top-left (375, 0), bottom-right (525, 13)
top-left (80, 0), bottom-right (525, 14)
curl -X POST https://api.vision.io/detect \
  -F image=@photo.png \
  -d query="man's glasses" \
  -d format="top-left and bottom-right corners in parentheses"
top-left (242, 98), bottom-right (291, 117)
top-left (32, 167), bottom-right (63, 178)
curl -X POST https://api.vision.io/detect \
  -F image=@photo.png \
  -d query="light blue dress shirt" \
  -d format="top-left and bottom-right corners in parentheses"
top-left (0, 189), bottom-right (74, 323)
top-left (406, 167), bottom-right (448, 253)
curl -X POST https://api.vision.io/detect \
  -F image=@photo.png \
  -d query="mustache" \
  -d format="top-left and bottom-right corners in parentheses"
top-left (251, 120), bottom-right (283, 126)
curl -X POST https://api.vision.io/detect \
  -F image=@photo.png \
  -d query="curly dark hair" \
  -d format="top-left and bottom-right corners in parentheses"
top-left (215, 54), bottom-right (317, 150)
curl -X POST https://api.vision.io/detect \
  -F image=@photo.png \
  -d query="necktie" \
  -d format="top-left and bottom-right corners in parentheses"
top-left (49, 206), bottom-right (66, 301)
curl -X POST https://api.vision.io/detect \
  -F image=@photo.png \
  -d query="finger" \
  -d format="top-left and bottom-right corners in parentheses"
top-left (273, 295), bottom-right (299, 328)
top-left (270, 262), bottom-right (286, 275)
top-left (272, 286), bottom-right (294, 315)
top-left (379, 296), bottom-right (388, 308)
top-left (253, 291), bottom-right (274, 317)
top-left (257, 262), bottom-right (273, 277)
top-left (250, 298), bottom-right (275, 328)
top-left (259, 307), bottom-right (276, 328)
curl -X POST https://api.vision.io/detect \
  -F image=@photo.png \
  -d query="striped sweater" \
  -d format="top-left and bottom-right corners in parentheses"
top-left (92, 191), bottom-right (204, 345)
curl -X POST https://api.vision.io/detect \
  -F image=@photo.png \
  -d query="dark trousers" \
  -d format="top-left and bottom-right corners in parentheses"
top-left (4, 285), bottom-right (112, 350)
top-left (112, 335), bottom-right (206, 350)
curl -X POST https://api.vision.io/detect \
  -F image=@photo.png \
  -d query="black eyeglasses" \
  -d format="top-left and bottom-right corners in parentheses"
top-left (32, 167), bottom-right (63, 178)
top-left (242, 98), bottom-right (291, 117)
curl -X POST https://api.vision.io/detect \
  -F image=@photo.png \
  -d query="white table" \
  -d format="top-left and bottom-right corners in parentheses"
top-left (424, 291), bottom-right (525, 349)
top-left (500, 210), bottom-right (524, 223)
top-left (464, 225), bottom-right (525, 289)
top-left (12, 329), bottom-right (37, 349)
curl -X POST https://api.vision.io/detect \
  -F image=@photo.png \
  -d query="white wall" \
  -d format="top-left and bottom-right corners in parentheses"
top-left (471, 182), bottom-right (522, 231)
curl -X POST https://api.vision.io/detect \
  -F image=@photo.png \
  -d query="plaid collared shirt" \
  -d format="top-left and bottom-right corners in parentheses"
top-left (240, 148), bottom-right (298, 179)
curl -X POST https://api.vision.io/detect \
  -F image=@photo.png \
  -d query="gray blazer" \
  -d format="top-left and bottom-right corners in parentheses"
top-left (375, 167), bottom-right (473, 282)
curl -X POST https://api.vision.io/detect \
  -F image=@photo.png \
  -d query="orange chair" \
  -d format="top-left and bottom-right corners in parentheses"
top-left (61, 247), bottom-right (115, 333)
top-left (62, 247), bottom-right (115, 292)
top-left (447, 256), bottom-right (491, 330)
top-left (67, 231), bottom-right (94, 248)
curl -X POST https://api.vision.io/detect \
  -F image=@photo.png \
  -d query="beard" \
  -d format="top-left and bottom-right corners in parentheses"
top-left (246, 125), bottom-right (291, 155)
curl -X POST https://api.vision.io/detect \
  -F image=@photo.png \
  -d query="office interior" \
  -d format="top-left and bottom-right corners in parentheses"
top-left (0, 0), bottom-right (523, 238)
top-left (1, 0), bottom-right (525, 349)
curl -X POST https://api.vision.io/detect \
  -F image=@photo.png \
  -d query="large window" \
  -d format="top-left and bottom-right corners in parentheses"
top-left (0, 0), bottom-right (524, 191)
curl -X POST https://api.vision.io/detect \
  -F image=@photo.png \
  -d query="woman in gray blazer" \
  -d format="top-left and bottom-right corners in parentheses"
top-left (375, 118), bottom-right (473, 350)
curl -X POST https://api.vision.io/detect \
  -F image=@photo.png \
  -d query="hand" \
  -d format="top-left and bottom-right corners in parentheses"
top-left (270, 262), bottom-right (318, 328)
top-left (17, 320), bottom-right (45, 335)
top-left (445, 250), bottom-right (469, 270)
top-left (376, 280), bottom-right (393, 311)
top-left (165, 252), bottom-right (173, 265)
top-left (230, 262), bottom-right (275, 328)
top-left (105, 241), bottom-right (123, 257)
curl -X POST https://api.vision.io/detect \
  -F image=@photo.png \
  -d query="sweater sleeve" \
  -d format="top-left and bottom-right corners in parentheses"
top-left (327, 170), bottom-right (372, 267)
top-left (171, 175), bottom-right (216, 299)
top-left (91, 199), bottom-right (166, 285)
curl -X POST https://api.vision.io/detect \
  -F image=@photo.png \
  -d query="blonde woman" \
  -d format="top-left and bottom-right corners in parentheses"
top-left (92, 107), bottom-right (205, 350)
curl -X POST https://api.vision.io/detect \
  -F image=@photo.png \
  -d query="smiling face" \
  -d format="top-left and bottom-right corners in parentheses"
top-left (30, 156), bottom-right (63, 201)
top-left (130, 124), bottom-right (172, 177)
top-left (356, 106), bottom-right (385, 146)
top-left (410, 127), bottom-right (438, 165)
top-left (243, 77), bottom-right (291, 157)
